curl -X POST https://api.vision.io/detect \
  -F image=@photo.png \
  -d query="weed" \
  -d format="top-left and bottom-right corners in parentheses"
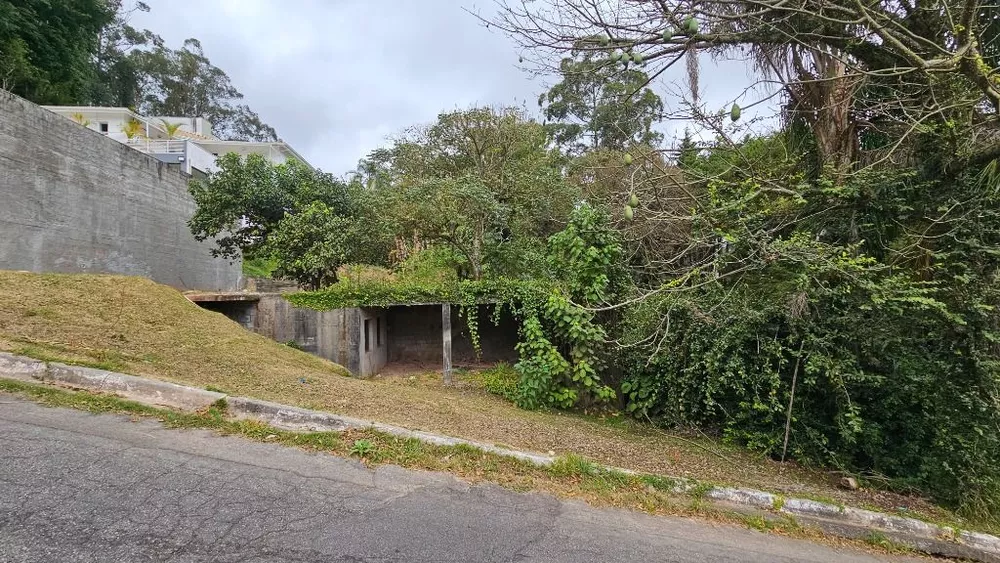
top-left (548, 454), bottom-right (597, 478)
top-left (860, 531), bottom-right (913, 554)
top-left (690, 481), bottom-right (715, 500)
top-left (743, 514), bottom-right (771, 531)
top-left (640, 474), bottom-right (677, 492)
top-left (772, 494), bottom-right (786, 511)
top-left (205, 385), bottom-right (228, 394)
top-left (350, 439), bottom-right (375, 458)
top-left (475, 362), bottom-right (519, 402)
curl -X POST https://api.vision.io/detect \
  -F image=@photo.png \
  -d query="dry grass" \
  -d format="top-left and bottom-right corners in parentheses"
top-left (0, 270), bottom-right (972, 533)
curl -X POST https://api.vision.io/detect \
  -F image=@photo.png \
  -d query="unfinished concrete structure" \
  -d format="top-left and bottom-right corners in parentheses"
top-left (188, 293), bottom-right (518, 377)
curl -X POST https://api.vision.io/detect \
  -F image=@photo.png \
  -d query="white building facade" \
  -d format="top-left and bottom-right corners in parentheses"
top-left (41, 106), bottom-right (311, 176)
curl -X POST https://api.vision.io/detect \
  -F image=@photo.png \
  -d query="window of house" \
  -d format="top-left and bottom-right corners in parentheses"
top-left (364, 319), bottom-right (371, 352)
top-left (99, 122), bottom-right (109, 133)
top-left (376, 317), bottom-right (382, 347)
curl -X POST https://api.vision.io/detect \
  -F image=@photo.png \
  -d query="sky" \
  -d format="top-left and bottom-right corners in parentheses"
top-left (134, 0), bottom-right (765, 175)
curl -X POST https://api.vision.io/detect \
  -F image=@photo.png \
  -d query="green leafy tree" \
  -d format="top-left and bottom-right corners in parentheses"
top-left (0, 0), bottom-right (112, 103)
top-left (264, 202), bottom-right (356, 290)
top-left (373, 107), bottom-right (580, 279)
top-left (493, 0), bottom-right (1000, 519)
top-left (86, 0), bottom-right (161, 108)
top-left (135, 39), bottom-right (277, 142)
top-left (539, 50), bottom-right (663, 154)
top-left (188, 153), bottom-right (350, 260)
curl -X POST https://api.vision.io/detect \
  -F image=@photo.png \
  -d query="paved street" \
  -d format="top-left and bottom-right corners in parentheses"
top-left (0, 397), bottom-right (917, 562)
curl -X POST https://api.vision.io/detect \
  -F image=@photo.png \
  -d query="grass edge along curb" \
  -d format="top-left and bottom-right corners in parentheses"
top-left (1, 352), bottom-right (998, 562)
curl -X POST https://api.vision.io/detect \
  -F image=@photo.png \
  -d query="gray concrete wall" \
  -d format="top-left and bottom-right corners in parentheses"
top-left (387, 305), bottom-right (518, 365)
top-left (359, 308), bottom-right (388, 376)
top-left (0, 90), bottom-right (241, 291)
top-left (253, 295), bottom-right (361, 374)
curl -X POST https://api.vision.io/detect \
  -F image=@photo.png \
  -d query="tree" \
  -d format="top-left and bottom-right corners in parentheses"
top-left (0, 0), bottom-right (111, 103)
top-left (135, 39), bottom-right (277, 142)
top-left (489, 0), bottom-right (1000, 177)
top-left (540, 49), bottom-right (664, 154)
top-left (188, 153), bottom-right (349, 260)
top-left (87, 0), bottom-right (161, 108)
top-left (372, 107), bottom-right (580, 279)
top-left (490, 0), bottom-right (1000, 518)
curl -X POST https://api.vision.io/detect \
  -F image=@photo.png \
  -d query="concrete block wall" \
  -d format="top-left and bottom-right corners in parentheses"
top-left (0, 90), bottom-right (241, 291)
top-left (387, 304), bottom-right (518, 365)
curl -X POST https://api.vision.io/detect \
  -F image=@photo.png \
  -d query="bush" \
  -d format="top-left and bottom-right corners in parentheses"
top-left (477, 362), bottom-right (519, 402)
top-left (618, 168), bottom-right (1000, 522)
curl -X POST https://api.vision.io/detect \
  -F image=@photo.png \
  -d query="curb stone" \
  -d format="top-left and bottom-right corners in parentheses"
top-left (42, 363), bottom-right (226, 411)
top-left (1, 354), bottom-right (998, 562)
top-left (226, 395), bottom-right (556, 466)
top-left (0, 353), bottom-right (46, 382)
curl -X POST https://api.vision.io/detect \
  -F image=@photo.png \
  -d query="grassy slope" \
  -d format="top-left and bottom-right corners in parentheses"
top-left (0, 270), bottom-right (969, 530)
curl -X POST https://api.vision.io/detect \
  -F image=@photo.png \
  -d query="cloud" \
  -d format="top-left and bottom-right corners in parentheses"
top-left (134, 1), bottom-right (767, 174)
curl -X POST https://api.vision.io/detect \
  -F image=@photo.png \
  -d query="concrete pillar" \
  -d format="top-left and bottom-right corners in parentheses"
top-left (442, 304), bottom-right (452, 385)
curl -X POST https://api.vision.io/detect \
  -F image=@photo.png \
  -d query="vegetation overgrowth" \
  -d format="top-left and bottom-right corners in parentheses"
top-left (12, 0), bottom-right (1000, 525)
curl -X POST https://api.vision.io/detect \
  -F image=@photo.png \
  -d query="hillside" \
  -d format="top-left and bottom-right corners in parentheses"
top-left (0, 271), bottom-right (350, 394)
top-left (0, 270), bottom-right (963, 528)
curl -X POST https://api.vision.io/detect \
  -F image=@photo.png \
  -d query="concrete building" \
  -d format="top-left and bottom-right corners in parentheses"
top-left (42, 106), bottom-right (311, 177)
top-left (188, 293), bottom-right (519, 377)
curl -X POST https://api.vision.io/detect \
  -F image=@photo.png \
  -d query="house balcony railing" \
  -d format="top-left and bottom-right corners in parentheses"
top-left (124, 138), bottom-right (187, 154)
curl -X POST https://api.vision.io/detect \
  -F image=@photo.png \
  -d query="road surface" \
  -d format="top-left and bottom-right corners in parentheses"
top-left (0, 396), bottom-right (919, 562)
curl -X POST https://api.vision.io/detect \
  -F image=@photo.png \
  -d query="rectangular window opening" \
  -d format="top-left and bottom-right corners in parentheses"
top-left (99, 122), bottom-right (109, 133)
top-left (364, 319), bottom-right (370, 352)
top-left (376, 317), bottom-right (382, 348)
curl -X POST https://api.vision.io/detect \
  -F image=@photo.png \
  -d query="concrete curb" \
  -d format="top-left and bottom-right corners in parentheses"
top-left (42, 363), bottom-right (226, 411)
top-left (225, 395), bottom-right (556, 466)
top-left (0, 353), bottom-right (46, 382)
top-left (1, 355), bottom-right (998, 562)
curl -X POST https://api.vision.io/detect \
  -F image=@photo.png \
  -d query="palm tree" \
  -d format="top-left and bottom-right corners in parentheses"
top-left (159, 119), bottom-right (183, 139)
top-left (121, 118), bottom-right (145, 141)
top-left (70, 112), bottom-right (91, 127)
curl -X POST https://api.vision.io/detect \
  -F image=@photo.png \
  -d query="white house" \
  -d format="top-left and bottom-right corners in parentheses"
top-left (41, 106), bottom-right (312, 176)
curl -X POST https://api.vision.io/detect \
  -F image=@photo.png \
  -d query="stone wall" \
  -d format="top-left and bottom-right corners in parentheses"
top-left (0, 90), bottom-right (240, 291)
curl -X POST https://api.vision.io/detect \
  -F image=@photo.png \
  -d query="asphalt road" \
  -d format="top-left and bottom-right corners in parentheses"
top-left (0, 397), bottom-right (919, 563)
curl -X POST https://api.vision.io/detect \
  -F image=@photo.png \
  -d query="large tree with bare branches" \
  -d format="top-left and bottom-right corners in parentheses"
top-left (484, 0), bottom-right (1000, 520)
top-left (487, 0), bottom-right (1000, 174)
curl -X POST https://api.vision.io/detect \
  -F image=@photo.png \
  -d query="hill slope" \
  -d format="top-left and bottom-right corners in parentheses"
top-left (0, 270), bottom-right (962, 528)
top-left (0, 271), bottom-right (350, 396)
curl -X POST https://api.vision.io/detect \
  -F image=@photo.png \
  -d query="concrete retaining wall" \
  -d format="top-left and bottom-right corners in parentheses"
top-left (0, 90), bottom-right (241, 291)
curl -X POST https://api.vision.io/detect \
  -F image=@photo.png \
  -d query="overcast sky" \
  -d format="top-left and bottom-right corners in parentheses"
top-left (134, 0), bottom-right (763, 175)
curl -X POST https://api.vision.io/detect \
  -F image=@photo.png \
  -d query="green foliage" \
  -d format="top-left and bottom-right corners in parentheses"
top-left (620, 156), bottom-right (1000, 522)
top-left (242, 256), bottom-right (277, 278)
top-left (365, 107), bottom-right (579, 280)
top-left (514, 204), bottom-right (623, 410)
top-left (264, 202), bottom-right (359, 290)
top-left (548, 203), bottom-right (627, 304)
top-left (477, 362), bottom-right (520, 402)
top-left (349, 439), bottom-right (375, 458)
top-left (0, 0), bottom-right (111, 103)
top-left (287, 276), bottom-right (547, 311)
top-left (188, 153), bottom-right (337, 260)
top-left (540, 49), bottom-right (664, 154)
